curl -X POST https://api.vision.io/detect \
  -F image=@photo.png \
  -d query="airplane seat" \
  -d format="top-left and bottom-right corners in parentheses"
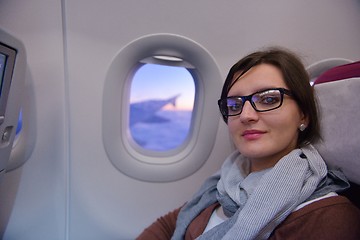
top-left (312, 60), bottom-right (360, 209)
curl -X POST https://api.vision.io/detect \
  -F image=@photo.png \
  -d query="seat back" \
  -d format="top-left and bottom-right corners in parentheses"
top-left (310, 60), bottom-right (360, 208)
top-left (0, 29), bottom-right (26, 181)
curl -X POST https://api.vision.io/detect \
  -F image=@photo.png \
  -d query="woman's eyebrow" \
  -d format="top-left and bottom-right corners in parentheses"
top-left (228, 86), bottom-right (285, 97)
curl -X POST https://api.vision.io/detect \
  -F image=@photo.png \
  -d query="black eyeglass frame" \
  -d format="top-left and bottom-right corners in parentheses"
top-left (218, 88), bottom-right (293, 117)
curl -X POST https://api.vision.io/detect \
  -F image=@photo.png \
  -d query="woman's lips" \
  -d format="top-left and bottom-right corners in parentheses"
top-left (242, 130), bottom-right (266, 140)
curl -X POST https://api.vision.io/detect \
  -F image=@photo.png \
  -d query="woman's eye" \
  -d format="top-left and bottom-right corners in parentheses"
top-left (260, 95), bottom-right (280, 104)
top-left (227, 99), bottom-right (242, 112)
top-left (229, 104), bottom-right (241, 111)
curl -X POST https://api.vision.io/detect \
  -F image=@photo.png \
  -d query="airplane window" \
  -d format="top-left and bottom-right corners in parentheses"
top-left (129, 63), bottom-right (195, 151)
top-left (102, 33), bottom-right (222, 181)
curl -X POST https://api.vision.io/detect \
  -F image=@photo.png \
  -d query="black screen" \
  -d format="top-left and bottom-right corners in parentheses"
top-left (0, 43), bottom-right (17, 123)
top-left (0, 53), bottom-right (6, 96)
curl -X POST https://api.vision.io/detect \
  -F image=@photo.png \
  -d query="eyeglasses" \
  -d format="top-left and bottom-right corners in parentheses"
top-left (218, 88), bottom-right (293, 117)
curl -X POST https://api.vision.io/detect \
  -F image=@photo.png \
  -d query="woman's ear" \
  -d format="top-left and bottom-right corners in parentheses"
top-left (298, 113), bottom-right (309, 132)
top-left (300, 112), bottom-right (309, 128)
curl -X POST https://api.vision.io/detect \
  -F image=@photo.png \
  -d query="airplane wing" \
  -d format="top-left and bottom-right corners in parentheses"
top-left (129, 94), bottom-right (180, 126)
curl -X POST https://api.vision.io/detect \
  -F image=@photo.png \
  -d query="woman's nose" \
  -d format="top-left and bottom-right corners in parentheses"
top-left (239, 101), bottom-right (259, 123)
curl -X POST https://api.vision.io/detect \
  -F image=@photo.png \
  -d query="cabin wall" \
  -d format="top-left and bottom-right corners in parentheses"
top-left (0, 0), bottom-right (359, 239)
top-left (0, 0), bottom-right (67, 239)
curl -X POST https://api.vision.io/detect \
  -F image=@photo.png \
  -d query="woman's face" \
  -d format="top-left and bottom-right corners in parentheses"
top-left (227, 63), bottom-right (307, 172)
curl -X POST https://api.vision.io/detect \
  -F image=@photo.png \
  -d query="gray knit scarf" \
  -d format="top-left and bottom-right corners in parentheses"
top-left (171, 144), bottom-right (349, 240)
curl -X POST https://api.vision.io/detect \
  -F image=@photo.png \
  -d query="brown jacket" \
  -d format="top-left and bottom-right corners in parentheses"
top-left (137, 196), bottom-right (360, 240)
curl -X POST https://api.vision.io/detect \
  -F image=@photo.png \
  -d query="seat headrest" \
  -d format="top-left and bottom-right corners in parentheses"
top-left (314, 61), bottom-right (360, 84)
top-left (310, 60), bottom-right (360, 184)
top-left (307, 58), bottom-right (353, 83)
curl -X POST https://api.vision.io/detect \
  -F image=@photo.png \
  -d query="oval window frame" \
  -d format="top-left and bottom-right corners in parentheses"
top-left (102, 33), bottom-right (222, 182)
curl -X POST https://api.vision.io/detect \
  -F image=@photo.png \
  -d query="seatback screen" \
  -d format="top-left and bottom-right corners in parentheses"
top-left (0, 53), bottom-right (6, 96)
top-left (0, 43), bottom-right (16, 124)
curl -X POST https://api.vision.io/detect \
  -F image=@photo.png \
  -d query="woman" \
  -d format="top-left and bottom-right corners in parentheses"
top-left (137, 48), bottom-right (360, 239)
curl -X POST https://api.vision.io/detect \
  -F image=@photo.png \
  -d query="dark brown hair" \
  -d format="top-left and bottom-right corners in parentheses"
top-left (219, 47), bottom-right (321, 147)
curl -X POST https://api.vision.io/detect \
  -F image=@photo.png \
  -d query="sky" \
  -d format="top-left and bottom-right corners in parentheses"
top-left (130, 63), bottom-right (195, 110)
